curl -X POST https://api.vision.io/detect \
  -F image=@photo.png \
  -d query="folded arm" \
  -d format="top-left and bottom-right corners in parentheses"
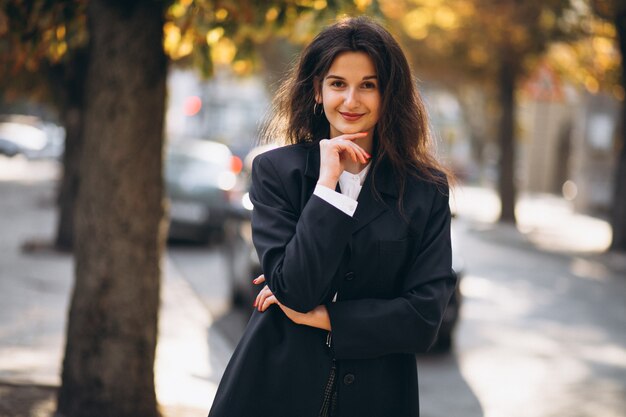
top-left (250, 154), bottom-right (354, 313)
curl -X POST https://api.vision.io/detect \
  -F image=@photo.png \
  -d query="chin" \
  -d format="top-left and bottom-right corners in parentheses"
top-left (334, 125), bottom-right (364, 135)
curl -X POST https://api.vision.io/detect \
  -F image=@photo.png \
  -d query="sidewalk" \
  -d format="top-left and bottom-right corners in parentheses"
top-left (451, 185), bottom-right (626, 271)
top-left (450, 186), bottom-right (626, 417)
top-left (2, 156), bottom-right (624, 417)
top-left (0, 157), bottom-right (231, 416)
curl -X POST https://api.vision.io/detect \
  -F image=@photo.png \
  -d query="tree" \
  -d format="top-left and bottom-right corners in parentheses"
top-left (380, 0), bottom-right (591, 223)
top-left (610, 4), bottom-right (626, 251)
top-left (55, 1), bottom-right (167, 415)
top-left (590, 0), bottom-right (626, 251)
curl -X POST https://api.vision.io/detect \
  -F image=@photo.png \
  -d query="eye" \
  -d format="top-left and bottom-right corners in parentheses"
top-left (362, 81), bottom-right (377, 89)
top-left (329, 80), bottom-right (345, 88)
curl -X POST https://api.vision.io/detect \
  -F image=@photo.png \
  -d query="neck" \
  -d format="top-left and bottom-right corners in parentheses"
top-left (329, 129), bottom-right (375, 174)
top-left (344, 160), bottom-right (369, 174)
top-left (355, 129), bottom-right (374, 155)
top-left (345, 132), bottom-right (373, 174)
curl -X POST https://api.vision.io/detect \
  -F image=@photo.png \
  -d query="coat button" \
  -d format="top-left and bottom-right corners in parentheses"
top-left (344, 271), bottom-right (355, 281)
top-left (343, 373), bottom-right (355, 385)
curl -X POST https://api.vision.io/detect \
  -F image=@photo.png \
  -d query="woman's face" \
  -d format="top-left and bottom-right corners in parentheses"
top-left (318, 51), bottom-right (381, 139)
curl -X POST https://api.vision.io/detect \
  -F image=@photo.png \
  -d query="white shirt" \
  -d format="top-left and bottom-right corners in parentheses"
top-left (312, 163), bottom-right (370, 217)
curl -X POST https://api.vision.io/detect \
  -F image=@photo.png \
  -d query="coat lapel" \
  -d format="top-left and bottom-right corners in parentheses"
top-left (305, 146), bottom-right (398, 235)
top-left (352, 159), bottom-right (398, 234)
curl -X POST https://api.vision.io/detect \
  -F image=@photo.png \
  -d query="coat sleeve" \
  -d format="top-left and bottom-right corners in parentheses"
top-left (325, 186), bottom-right (456, 359)
top-left (249, 153), bottom-right (355, 313)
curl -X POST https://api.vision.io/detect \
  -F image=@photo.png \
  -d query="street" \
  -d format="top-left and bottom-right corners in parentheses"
top-left (0, 156), bottom-right (625, 416)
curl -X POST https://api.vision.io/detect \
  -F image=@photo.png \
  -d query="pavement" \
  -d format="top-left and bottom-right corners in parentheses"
top-left (1, 155), bottom-right (625, 417)
top-left (0, 156), bottom-right (232, 416)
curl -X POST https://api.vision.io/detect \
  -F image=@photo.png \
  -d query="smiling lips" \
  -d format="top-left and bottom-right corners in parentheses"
top-left (339, 111), bottom-right (365, 121)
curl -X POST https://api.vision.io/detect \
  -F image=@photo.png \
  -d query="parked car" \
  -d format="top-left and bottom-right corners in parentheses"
top-left (0, 137), bottom-right (20, 157)
top-left (0, 115), bottom-right (65, 160)
top-left (225, 145), bottom-right (465, 353)
top-left (165, 138), bottom-right (245, 244)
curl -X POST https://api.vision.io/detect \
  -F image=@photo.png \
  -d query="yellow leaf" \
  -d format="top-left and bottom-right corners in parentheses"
top-left (354, 0), bottom-right (372, 11)
top-left (433, 6), bottom-right (458, 29)
top-left (57, 41), bottom-right (67, 57)
top-left (56, 25), bottom-right (66, 40)
top-left (211, 37), bottom-right (237, 64)
top-left (592, 36), bottom-right (615, 55)
top-left (379, 0), bottom-right (406, 19)
top-left (177, 33), bottom-right (194, 58)
top-left (215, 8), bottom-right (228, 22)
top-left (233, 59), bottom-right (253, 75)
top-left (403, 8), bottom-right (432, 40)
top-left (206, 27), bottom-right (224, 45)
top-left (313, 0), bottom-right (327, 10)
top-left (409, 0), bottom-right (442, 7)
top-left (169, 3), bottom-right (187, 19)
top-left (163, 22), bottom-right (182, 57)
top-left (266, 7), bottom-right (279, 21)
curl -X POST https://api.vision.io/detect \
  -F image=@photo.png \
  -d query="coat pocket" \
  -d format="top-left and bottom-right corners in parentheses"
top-left (376, 238), bottom-right (415, 294)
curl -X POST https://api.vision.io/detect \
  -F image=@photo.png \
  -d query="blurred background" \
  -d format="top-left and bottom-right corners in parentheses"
top-left (0, 1), bottom-right (625, 416)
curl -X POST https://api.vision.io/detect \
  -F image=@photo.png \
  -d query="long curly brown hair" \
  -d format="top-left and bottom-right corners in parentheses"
top-left (261, 16), bottom-right (450, 196)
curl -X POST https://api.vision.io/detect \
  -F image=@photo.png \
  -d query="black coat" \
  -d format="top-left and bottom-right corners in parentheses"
top-left (208, 142), bottom-right (456, 417)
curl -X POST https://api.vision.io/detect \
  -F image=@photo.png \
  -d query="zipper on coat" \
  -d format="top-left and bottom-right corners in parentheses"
top-left (318, 358), bottom-right (337, 417)
top-left (320, 284), bottom-right (340, 415)
top-left (326, 290), bottom-right (337, 348)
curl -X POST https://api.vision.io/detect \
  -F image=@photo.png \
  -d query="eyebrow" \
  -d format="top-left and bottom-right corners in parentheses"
top-left (326, 75), bottom-right (378, 80)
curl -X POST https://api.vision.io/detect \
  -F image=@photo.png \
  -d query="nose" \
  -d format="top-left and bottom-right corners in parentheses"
top-left (344, 87), bottom-right (360, 109)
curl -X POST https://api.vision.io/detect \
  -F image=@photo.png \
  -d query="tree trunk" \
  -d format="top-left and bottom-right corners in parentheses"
top-left (56, 1), bottom-right (167, 416)
top-left (610, 6), bottom-right (626, 251)
top-left (53, 49), bottom-right (88, 251)
top-left (497, 56), bottom-right (518, 223)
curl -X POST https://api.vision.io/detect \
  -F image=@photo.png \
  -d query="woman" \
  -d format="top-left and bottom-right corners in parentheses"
top-left (208, 16), bottom-right (456, 417)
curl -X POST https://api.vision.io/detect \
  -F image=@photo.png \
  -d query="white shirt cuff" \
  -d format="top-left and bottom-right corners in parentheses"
top-left (314, 184), bottom-right (358, 217)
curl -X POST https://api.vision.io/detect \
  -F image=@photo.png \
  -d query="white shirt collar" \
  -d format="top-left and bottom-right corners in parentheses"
top-left (339, 163), bottom-right (370, 186)
top-left (338, 163), bottom-right (370, 201)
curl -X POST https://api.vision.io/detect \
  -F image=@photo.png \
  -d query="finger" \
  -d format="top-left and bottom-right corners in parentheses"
top-left (260, 295), bottom-right (278, 312)
top-left (335, 140), bottom-right (360, 163)
top-left (257, 287), bottom-right (272, 310)
top-left (342, 141), bottom-right (368, 164)
top-left (254, 285), bottom-right (269, 308)
top-left (334, 132), bottom-right (372, 162)
top-left (256, 290), bottom-right (268, 311)
top-left (347, 140), bottom-right (371, 161)
top-left (252, 274), bottom-right (265, 285)
top-left (332, 132), bottom-right (368, 141)
top-left (346, 141), bottom-right (369, 164)
top-left (333, 136), bottom-right (371, 162)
